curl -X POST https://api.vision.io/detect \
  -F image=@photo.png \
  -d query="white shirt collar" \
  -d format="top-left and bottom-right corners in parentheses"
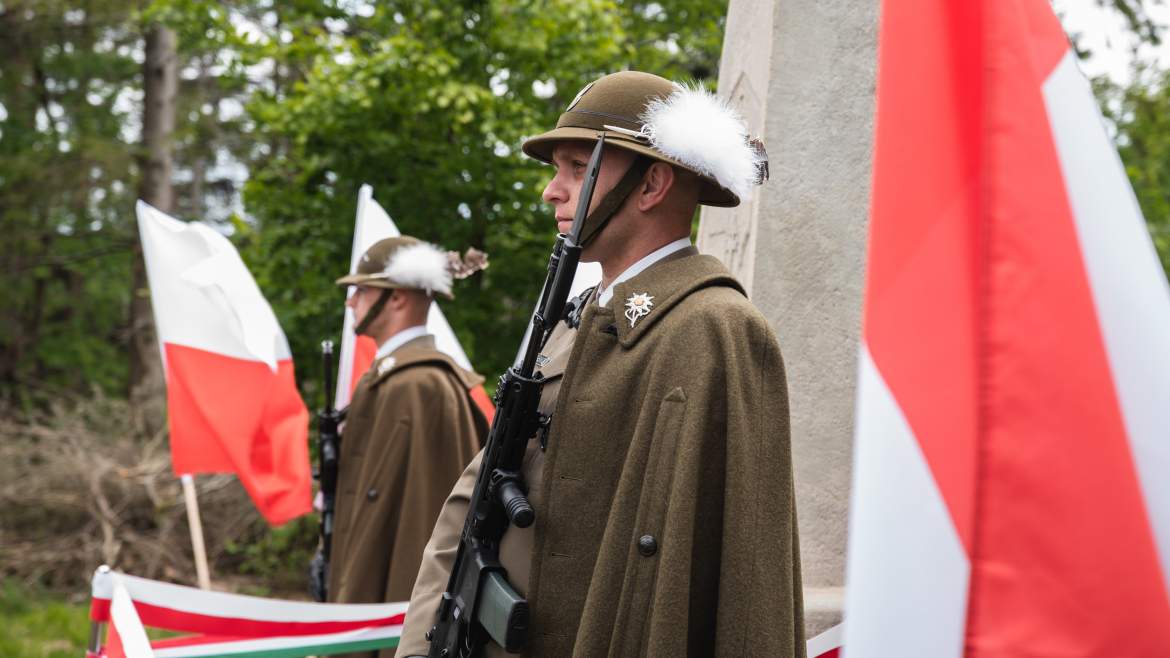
top-left (376, 325), bottom-right (429, 360)
top-left (596, 237), bottom-right (692, 307)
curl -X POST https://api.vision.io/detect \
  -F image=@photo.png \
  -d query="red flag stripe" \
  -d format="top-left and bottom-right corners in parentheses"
top-left (104, 624), bottom-right (126, 658)
top-left (863, 0), bottom-right (983, 550)
top-left (165, 343), bottom-right (311, 526)
top-left (126, 601), bottom-right (404, 638)
top-left (862, 0), bottom-right (1170, 655)
top-left (964, 3), bottom-right (1170, 654)
top-left (469, 384), bottom-right (495, 425)
top-left (349, 335), bottom-right (377, 397)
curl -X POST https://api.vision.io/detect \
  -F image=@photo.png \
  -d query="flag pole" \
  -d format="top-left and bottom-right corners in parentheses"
top-left (181, 473), bottom-right (212, 590)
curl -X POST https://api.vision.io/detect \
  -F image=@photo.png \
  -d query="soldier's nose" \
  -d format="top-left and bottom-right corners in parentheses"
top-left (542, 177), bottom-right (566, 205)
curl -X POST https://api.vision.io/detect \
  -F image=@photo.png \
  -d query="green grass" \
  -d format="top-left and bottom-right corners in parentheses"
top-left (0, 581), bottom-right (90, 658)
top-left (0, 580), bottom-right (187, 657)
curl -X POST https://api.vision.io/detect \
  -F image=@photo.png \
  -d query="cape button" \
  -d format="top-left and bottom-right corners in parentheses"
top-left (366, 488), bottom-right (379, 501)
top-left (637, 534), bottom-right (658, 557)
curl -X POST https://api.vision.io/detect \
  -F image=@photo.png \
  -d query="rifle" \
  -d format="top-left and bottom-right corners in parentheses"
top-left (309, 339), bottom-right (343, 602)
top-left (427, 134), bottom-right (608, 657)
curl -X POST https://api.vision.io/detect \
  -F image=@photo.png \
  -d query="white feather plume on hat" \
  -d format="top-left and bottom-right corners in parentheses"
top-left (639, 84), bottom-right (765, 202)
top-left (381, 242), bottom-right (452, 297)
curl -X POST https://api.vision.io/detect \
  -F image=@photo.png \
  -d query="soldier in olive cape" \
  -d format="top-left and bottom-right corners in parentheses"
top-left (398, 72), bottom-right (805, 658)
top-left (329, 235), bottom-right (489, 657)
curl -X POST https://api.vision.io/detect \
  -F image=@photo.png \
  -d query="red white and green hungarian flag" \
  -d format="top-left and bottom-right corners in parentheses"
top-left (137, 202), bottom-right (311, 526)
top-left (844, 1), bottom-right (1170, 656)
top-left (88, 566), bottom-right (837, 658)
top-left (90, 567), bottom-right (404, 658)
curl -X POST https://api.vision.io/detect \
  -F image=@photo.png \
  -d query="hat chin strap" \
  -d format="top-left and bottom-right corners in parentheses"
top-left (577, 155), bottom-right (653, 247)
top-left (354, 288), bottom-right (393, 336)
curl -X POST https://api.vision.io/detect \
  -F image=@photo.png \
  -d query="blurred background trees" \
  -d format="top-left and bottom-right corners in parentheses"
top-left (0, 0), bottom-right (727, 413)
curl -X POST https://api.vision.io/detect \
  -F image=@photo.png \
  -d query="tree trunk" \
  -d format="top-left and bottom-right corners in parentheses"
top-left (129, 23), bottom-right (177, 437)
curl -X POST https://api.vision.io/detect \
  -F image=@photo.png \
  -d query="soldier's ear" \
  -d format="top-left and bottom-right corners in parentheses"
top-left (635, 162), bottom-right (675, 212)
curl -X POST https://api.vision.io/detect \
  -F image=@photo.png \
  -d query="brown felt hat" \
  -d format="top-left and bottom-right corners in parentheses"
top-left (522, 71), bottom-right (766, 208)
top-left (335, 236), bottom-right (455, 300)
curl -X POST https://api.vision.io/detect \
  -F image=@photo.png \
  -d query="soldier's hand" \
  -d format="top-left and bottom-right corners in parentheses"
top-left (308, 549), bottom-right (328, 602)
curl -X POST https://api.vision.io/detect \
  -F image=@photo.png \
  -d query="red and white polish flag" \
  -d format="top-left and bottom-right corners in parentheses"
top-left (137, 201), bottom-right (311, 526)
top-left (844, 1), bottom-right (1170, 656)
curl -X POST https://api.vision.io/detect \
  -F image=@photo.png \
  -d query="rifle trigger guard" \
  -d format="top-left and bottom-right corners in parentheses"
top-left (537, 413), bottom-right (552, 451)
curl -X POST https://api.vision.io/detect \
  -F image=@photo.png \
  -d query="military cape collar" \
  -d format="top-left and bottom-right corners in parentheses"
top-left (593, 251), bottom-right (745, 348)
top-left (368, 334), bottom-right (483, 390)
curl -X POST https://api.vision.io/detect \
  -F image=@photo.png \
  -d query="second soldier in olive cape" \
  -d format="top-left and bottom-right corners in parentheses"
top-left (329, 236), bottom-right (489, 658)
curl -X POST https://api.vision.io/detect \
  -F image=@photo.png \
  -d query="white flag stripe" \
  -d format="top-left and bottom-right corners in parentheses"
top-left (571, 261), bottom-right (603, 299)
top-left (806, 623), bottom-right (844, 658)
top-left (1042, 51), bottom-right (1170, 588)
top-left (111, 577), bottom-right (156, 658)
top-left (137, 201), bottom-right (291, 369)
top-left (152, 625), bottom-right (403, 658)
top-left (358, 184), bottom-right (472, 372)
top-left (427, 304), bottom-right (472, 371)
top-left (333, 184), bottom-right (375, 409)
top-left (843, 348), bottom-right (969, 658)
top-left (93, 569), bottom-right (406, 623)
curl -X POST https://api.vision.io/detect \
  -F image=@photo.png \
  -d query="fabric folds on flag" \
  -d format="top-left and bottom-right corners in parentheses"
top-left (137, 201), bottom-right (311, 526)
top-left (844, 1), bottom-right (1170, 657)
top-left (90, 568), bottom-right (403, 658)
top-left (87, 566), bottom-right (837, 658)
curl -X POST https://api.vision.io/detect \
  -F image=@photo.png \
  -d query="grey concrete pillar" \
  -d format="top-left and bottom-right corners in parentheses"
top-left (696, 0), bottom-right (878, 637)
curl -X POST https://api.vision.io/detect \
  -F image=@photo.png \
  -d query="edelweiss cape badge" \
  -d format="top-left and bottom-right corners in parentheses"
top-left (624, 292), bottom-right (655, 328)
top-left (377, 356), bottom-right (396, 376)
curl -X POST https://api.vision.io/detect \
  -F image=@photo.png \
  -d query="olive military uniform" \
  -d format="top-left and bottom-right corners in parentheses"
top-left (397, 70), bottom-right (804, 657)
top-left (399, 251), bottom-right (804, 657)
top-left (328, 334), bottom-right (488, 658)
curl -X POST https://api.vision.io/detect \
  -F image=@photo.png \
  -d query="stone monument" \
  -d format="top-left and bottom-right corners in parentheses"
top-left (696, 0), bottom-right (879, 636)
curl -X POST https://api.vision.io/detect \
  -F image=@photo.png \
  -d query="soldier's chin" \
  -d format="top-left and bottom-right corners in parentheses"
top-left (580, 242), bottom-right (602, 263)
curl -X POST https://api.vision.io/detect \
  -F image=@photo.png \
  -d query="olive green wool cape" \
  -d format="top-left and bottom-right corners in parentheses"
top-left (328, 335), bottom-right (488, 658)
top-left (398, 253), bottom-right (804, 657)
top-left (524, 251), bottom-right (805, 657)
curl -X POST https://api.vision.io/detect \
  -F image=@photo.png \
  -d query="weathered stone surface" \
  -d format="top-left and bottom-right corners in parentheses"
top-left (697, 0), bottom-right (878, 637)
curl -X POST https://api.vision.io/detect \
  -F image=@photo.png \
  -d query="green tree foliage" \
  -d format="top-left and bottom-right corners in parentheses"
top-left (239, 0), bottom-right (729, 387)
top-left (1096, 68), bottom-right (1170, 275)
top-left (1101, 0), bottom-right (1164, 46)
top-left (0, 1), bottom-right (727, 405)
top-left (0, 2), bottom-right (142, 401)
